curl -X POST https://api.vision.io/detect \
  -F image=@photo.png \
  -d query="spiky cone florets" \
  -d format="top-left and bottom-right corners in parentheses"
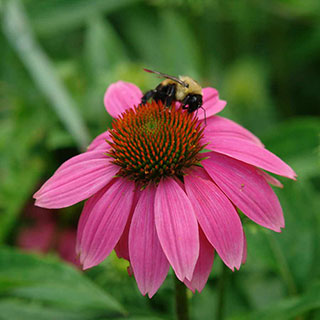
top-left (107, 100), bottom-right (206, 185)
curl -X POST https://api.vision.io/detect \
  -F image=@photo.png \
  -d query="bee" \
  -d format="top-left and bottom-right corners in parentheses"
top-left (141, 69), bottom-right (205, 120)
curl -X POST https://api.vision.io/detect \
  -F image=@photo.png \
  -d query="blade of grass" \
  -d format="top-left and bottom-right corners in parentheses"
top-left (2, 0), bottom-right (90, 151)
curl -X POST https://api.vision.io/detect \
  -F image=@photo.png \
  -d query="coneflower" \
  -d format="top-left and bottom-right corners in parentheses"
top-left (34, 81), bottom-right (296, 297)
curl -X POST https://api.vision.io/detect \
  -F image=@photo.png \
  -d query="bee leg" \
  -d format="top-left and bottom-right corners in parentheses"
top-left (141, 90), bottom-right (156, 104)
top-left (164, 85), bottom-right (176, 107)
top-left (201, 106), bottom-right (207, 125)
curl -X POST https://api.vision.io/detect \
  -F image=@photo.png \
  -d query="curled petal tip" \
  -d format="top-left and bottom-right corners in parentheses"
top-left (185, 272), bottom-right (194, 282)
top-left (286, 167), bottom-right (297, 180)
top-left (234, 263), bottom-right (242, 271)
top-left (271, 226), bottom-right (282, 233)
top-left (284, 166), bottom-right (297, 180)
top-left (33, 198), bottom-right (53, 209)
top-left (220, 100), bottom-right (227, 108)
top-left (224, 259), bottom-right (242, 273)
top-left (81, 259), bottom-right (96, 270)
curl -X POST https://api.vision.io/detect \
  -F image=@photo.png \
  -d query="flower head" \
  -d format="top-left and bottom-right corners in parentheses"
top-left (108, 100), bottom-right (205, 185)
top-left (34, 80), bottom-right (296, 297)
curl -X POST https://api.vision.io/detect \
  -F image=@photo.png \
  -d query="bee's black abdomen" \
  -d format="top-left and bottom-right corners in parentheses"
top-left (141, 84), bottom-right (176, 107)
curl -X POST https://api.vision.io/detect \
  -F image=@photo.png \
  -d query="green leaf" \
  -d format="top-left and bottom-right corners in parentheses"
top-left (0, 247), bottom-right (125, 316)
top-left (229, 282), bottom-right (320, 320)
top-left (2, 0), bottom-right (90, 151)
top-left (0, 299), bottom-right (88, 320)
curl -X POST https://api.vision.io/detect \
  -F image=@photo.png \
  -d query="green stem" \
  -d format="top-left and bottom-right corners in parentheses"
top-left (266, 232), bottom-right (297, 296)
top-left (174, 275), bottom-right (189, 320)
top-left (216, 263), bottom-right (228, 320)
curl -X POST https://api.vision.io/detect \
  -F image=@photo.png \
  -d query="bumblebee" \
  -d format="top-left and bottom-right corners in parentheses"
top-left (141, 69), bottom-right (205, 117)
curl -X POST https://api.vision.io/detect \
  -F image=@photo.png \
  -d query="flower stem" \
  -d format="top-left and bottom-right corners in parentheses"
top-left (217, 263), bottom-right (228, 320)
top-left (266, 232), bottom-right (297, 296)
top-left (174, 275), bottom-right (189, 320)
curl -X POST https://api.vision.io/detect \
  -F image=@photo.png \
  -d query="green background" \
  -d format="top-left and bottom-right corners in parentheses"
top-left (1, 0), bottom-right (319, 319)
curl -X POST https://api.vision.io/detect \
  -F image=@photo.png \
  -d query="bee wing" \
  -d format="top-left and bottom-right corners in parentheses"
top-left (143, 68), bottom-right (188, 88)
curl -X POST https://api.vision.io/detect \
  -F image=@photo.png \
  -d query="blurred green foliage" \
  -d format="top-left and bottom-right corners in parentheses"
top-left (0, 0), bottom-right (319, 319)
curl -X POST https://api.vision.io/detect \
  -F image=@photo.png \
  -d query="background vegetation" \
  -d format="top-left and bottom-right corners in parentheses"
top-left (1, 0), bottom-right (319, 319)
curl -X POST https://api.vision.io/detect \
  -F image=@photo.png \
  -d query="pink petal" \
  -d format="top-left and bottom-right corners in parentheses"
top-left (34, 151), bottom-right (119, 209)
top-left (78, 178), bottom-right (135, 269)
top-left (127, 265), bottom-right (133, 276)
top-left (186, 165), bottom-right (212, 181)
top-left (52, 149), bottom-right (108, 171)
top-left (114, 215), bottom-right (131, 261)
top-left (204, 116), bottom-right (264, 147)
top-left (87, 131), bottom-right (111, 151)
top-left (104, 81), bottom-right (143, 118)
top-left (206, 136), bottom-right (296, 179)
top-left (76, 182), bottom-right (110, 255)
top-left (257, 170), bottom-right (283, 188)
top-left (155, 178), bottom-right (199, 281)
top-left (203, 152), bottom-right (285, 232)
top-left (184, 229), bottom-right (214, 293)
top-left (198, 87), bottom-right (226, 120)
top-left (185, 172), bottom-right (243, 270)
top-left (129, 186), bottom-right (170, 298)
top-left (114, 189), bottom-right (142, 261)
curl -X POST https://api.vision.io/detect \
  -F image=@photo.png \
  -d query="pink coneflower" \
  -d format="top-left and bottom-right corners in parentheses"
top-left (17, 204), bottom-right (81, 267)
top-left (34, 81), bottom-right (296, 297)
